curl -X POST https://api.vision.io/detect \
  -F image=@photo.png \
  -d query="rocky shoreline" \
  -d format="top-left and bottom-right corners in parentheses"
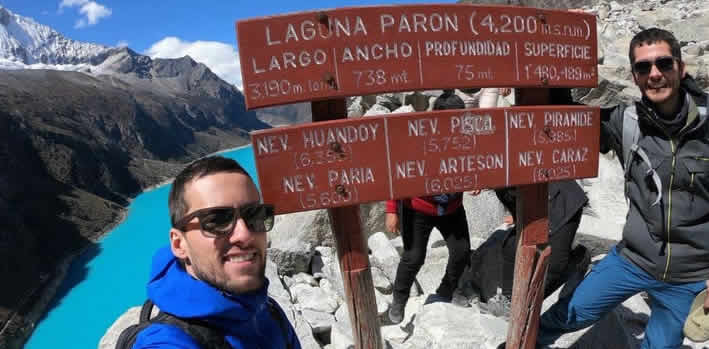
top-left (0, 141), bottom-right (254, 349)
top-left (5, 143), bottom-right (260, 349)
top-left (1, 204), bottom-right (124, 349)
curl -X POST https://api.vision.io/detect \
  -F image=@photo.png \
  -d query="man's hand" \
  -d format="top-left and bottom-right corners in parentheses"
top-left (467, 189), bottom-right (483, 196)
top-left (385, 213), bottom-right (399, 233)
top-left (498, 88), bottom-right (512, 97)
top-left (705, 280), bottom-right (709, 310)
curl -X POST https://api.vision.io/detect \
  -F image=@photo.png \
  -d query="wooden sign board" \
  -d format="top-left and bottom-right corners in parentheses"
top-left (252, 105), bottom-right (599, 214)
top-left (236, 4), bottom-right (597, 109)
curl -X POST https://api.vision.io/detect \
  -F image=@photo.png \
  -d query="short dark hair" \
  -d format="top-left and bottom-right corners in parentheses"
top-left (168, 156), bottom-right (252, 227)
top-left (629, 28), bottom-right (682, 65)
top-left (434, 90), bottom-right (465, 110)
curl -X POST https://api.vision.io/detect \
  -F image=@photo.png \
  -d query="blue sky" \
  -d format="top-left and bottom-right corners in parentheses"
top-left (1, 0), bottom-right (452, 88)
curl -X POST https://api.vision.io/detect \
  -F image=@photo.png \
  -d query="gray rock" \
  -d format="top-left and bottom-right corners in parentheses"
top-left (98, 306), bottom-right (145, 349)
top-left (268, 241), bottom-right (313, 277)
top-left (347, 96), bottom-right (365, 118)
top-left (266, 259), bottom-right (292, 304)
top-left (390, 105), bottom-right (415, 114)
top-left (302, 309), bottom-right (336, 334)
top-left (270, 209), bottom-right (335, 275)
top-left (291, 283), bottom-right (339, 314)
top-left (371, 264), bottom-right (393, 294)
top-left (319, 278), bottom-right (342, 307)
top-left (375, 288), bottom-right (392, 316)
top-left (598, 3), bottom-right (611, 18)
top-left (463, 190), bottom-right (507, 240)
top-left (330, 321), bottom-right (355, 349)
top-left (363, 103), bottom-right (391, 116)
top-left (406, 302), bottom-right (506, 349)
top-left (334, 303), bottom-right (350, 326)
top-left (316, 246), bottom-right (346, 301)
top-left (667, 16), bottom-right (709, 44)
top-left (390, 236), bottom-right (404, 255)
top-left (578, 153), bottom-right (627, 241)
top-left (292, 272), bottom-right (319, 287)
top-left (284, 304), bottom-right (323, 349)
top-left (368, 232), bottom-right (401, 284)
top-left (356, 201), bottom-right (387, 236)
top-left (415, 229), bottom-right (450, 295)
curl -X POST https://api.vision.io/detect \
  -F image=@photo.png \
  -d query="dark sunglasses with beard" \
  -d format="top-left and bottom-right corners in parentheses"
top-left (632, 56), bottom-right (678, 75)
top-left (174, 203), bottom-right (275, 238)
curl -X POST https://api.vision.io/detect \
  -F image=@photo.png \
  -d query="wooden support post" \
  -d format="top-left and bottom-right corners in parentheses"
top-left (506, 89), bottom-right (552, 349)
top-left (311, 99), bottom-right (382, 349)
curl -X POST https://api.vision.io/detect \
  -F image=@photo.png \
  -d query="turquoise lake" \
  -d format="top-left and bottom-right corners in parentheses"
top-left (24, 146), bottom-right (258, 349)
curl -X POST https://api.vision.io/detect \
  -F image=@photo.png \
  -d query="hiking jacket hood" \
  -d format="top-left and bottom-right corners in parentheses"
top-left (132, 245), bottom-right (301, 349)
top-left (600, 80), bottom-right (709, 283)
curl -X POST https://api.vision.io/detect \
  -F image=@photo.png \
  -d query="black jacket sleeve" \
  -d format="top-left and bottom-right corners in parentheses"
top-left (599, 105), bottom-right (625, 164)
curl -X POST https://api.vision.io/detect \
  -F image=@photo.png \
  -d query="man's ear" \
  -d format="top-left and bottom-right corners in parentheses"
top-left (170, 228), bottom-right (189, 259)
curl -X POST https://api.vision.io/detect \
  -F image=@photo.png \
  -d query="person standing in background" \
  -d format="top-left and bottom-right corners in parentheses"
top-left (386, 90), bottom-right (472, 324)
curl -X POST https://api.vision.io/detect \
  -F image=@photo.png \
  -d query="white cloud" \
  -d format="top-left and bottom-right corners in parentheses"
top-left (146, 37), bottom-right (243, 89)
top-left (58, 0), bottom-right (111, 28)
top-left (59, 0), bottom-right (88, 8)
top-left (116, 40), bottom-right (129, 48)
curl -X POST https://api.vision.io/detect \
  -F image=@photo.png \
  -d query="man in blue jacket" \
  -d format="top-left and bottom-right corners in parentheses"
top-left (133, 156), bottom-right (301, 349)
top-left (537, 28), bottom-right (709, 349)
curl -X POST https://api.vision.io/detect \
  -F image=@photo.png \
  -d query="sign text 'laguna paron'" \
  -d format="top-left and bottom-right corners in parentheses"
top-left (236, 4), bottom-right (598, 109)
top-left (252, 105), bottom-right (600, 214)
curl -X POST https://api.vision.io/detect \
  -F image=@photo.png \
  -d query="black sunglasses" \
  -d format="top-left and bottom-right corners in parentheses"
top-left (632, 56), bottom-right (677, 75)
top-left (174, 203), bottom-right (275, 238)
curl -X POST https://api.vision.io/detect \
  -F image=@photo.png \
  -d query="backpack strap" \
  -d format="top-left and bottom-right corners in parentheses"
top-left (114, 300), bottom-right (230, 349)
top-left (138, 299), bottom-right (154, 322)
top-left (115, 300), bottom-right (160, 349)
top-left (117, 299), bottom-right (293, 349)
top-left (151, 312), bottom-right (230, 349)
top-left (622, 104), bottom-right (662, 206)
top-left (621, 104), bottom-right (638, 170)
top-left (267, 298), bottom-right (294, 349)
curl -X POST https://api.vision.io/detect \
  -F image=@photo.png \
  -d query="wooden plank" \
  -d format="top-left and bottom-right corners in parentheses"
top-left (329, 205), bottom-right (382, 349)
top-left (506, 184), bottom-right (550, 349)
top-left (313, 100), bottom-right (382, 349)
top-left (236, 4), bottom-right (597, 109)
top-left (506, 87), bottom-right (552, 349)
top-left (521, 246), bottom-right (551, 349)
top-left (251, 105), bottom-right (599, 214)
top-left (506, 244), bottom-right (537, 349)
top-left (516, 184), bottom-right (551, 246)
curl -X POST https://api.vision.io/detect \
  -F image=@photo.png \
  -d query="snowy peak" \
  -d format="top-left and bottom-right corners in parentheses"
top-left (0, 5), bottom-right (109, 65)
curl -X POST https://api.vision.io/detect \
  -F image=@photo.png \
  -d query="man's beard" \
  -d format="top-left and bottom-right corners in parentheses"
top-left (189, 253), bottom-right (267, 294)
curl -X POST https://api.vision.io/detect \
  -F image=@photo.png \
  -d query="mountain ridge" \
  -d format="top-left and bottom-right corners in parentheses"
top-left (0, 6), bottom-right (109, 67)
top-left (0, 6), bottom-right (273, 349)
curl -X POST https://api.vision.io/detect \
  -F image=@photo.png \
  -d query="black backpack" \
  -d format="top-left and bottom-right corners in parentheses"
top-left (115, 298), bottom-right (293, 349)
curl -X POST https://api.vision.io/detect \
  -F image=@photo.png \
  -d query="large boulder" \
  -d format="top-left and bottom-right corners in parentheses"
top-left (405, 303), bottom-right (507, 349)
top-left (367, 232), bottom-right (401, 284)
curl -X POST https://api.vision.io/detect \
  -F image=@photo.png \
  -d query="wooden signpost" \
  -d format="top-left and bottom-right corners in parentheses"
top-left (237, 4), bottom-right (597, 109)
top-left (236, 4), bottom-right (598, 349)
top-left (253, 106), bottom-right (599, 214)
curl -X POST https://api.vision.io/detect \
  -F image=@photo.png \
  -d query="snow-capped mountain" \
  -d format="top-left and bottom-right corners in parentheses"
top-left (0, 5), bottom-right (110, 69)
